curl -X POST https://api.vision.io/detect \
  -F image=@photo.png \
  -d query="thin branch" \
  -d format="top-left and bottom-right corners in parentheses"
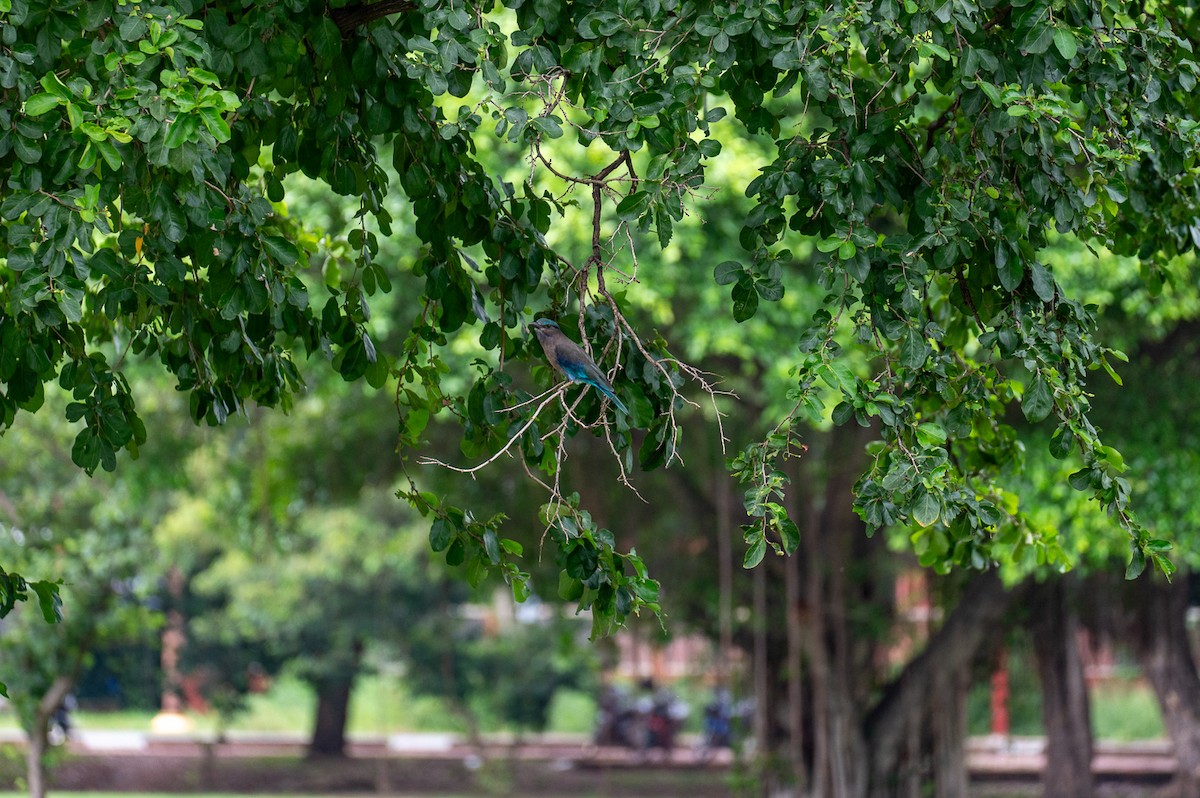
top-left (417, 388), bottom-right (564, 475)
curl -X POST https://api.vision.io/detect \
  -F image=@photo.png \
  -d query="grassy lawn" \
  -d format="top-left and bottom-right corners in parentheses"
top-left (1090, 680), bottom-right (1165, 741)
top-left (0, 672), bottom-right (598, 738)
top-left (0, 668), bottom-right (1166, 743)
top-left (968, 674), bottom-right (1165, 741)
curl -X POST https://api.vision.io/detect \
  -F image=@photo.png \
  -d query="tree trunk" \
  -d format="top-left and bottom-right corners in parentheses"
top-left (784, 550), bottom-right (807, 789)
top-left (928, 665), bottom-right (970, 798)
top-left (752, 561), bottom-right (772, 796)
top-left (1030, 577), bottom-right (1093, 798)
top-left (1131, 573), bottom-right (1200, 795)
top-left (28, 674), bottom-right (75, 798)
top-left (27, 726), bottom-right (47, 798)
top-left (866, 571), bottom-right (1022, 798)
top-left (802, 425), bottom-right (876, 798)
top-left (309, 675), bottom-right (355, 757)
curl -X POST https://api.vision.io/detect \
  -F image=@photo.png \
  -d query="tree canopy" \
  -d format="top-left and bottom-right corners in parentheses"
top-left (2, 0), bottom-right (1199, 629)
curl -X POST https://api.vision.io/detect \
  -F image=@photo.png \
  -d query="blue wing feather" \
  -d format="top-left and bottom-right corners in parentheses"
top-left (559, 357), bottom-right (629, 415)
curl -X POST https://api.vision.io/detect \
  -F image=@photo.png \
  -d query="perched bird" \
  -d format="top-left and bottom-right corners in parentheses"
top-left (529, 318), bottom-right (629, 415)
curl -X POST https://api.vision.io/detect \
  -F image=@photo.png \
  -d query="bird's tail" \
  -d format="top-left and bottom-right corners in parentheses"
top-left (596, 384), bottom-right (630, 416)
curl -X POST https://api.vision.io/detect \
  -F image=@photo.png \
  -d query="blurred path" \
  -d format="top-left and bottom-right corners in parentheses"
top-left (0, 727), bottom-right (1177, 780)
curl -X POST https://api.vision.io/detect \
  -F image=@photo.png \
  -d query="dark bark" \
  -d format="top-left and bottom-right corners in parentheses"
top-left (784, 551), bottom-right (807, 788)
top-left (866, 570), bottom-right (1022, 798)
top-left (928, 665), bottom-right (970, 798)
top-left (1030, 577), bottom-right (1093, 798)
top-left (752, 561), bottom-right (772, 796)
top-left (308, 639), bottom-right (365, 759)
top-left (1085, 570), bottom-right (1200, 795)
top-left (330, 1), bottom-right (417, 35)
top-left (1131, 574), bottom-right (1200, 795)
top-left (309, 675), bottom-right (355, 757)
top-left (802, 424), bottom-right (877, 798)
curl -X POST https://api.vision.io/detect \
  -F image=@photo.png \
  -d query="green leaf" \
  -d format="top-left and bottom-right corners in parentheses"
top-left (1021, 23), bottom-right (1054, 55)
top-left (558, 571), bottom-right (584, 601)
top-left (826, 362), bottom-right (858, 396)
top-left (1100, 354), bottom-right (1123, 386)
top-left (743, 537), bottom-right (766, 569)
top-left (531, 114), bottom-right (563, 138)
top-left (919, 41), bottom-right (951, 61)
top-left (1126, 545), bottom-right (1146, 580)
top-left (1053, 28), bottom-right (1078, 60)
top-left (915, 422), bottom-right (947, 446)
top-left (778, 517), bottom-right (800, 555)
top-left (615, 191), bottom-right (651, 221)
top-left (714, 260), bottom-right (741, 285)
top-left (912, 491), bottom-right (940, 527)
top-left (262, 236), bottom-right (299, 266)
top-left (446, 538), bottom-right (466, 567)
top-left (1099, 445), bottom-right (1126, 473)
top-left (1021, 374), bottom-right (1053, 422)
top-left (996, 244), bottom-right (1023, 291)
top-left (978, 81), bottom-right (1003, 107)
top-left (900, 327), bottom-right (929, 369)
top-left (1029, 262), bottom-right (1055, 302)
top-left (29, 581), bottom-right (62, 623)
top-left (755, 277), bottom-right (784, 301)
top-left (164, 114), bottom-right (198, 148)
top-left (731, 275), bottom-right (759, 322)
top-left (310, 18), bottom-right (342, 60)
top-left (199, 107), bottom-right (231, 142)
top-left (638, 419), bottom-right (670, 470)
top-left (1049, 424), bottom-right (1074, 459)
top-left (24, 92), bottom-right (62, 116)
top-left (483, 528), bottom-right (501, 564)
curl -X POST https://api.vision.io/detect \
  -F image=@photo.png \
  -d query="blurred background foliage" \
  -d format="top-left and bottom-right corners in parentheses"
top-left (2, 2), bottom-right (1200, 796)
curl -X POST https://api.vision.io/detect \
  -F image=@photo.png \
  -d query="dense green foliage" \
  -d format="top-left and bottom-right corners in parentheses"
top-left (0, 397), bottom-right (160, 721)
top-left (3, 0), bottom-right (1199, 632)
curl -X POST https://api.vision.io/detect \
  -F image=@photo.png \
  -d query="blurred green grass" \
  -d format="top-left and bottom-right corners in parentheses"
top-left (968, 677), bottom-right (1164, 741)
top-left (1, 669), bottom-right (1165, 742)
top-left (0, 671), bottom-right (597, 737)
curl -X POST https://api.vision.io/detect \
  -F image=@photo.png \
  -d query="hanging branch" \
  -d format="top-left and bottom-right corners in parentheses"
top-left (330, 0), bottom-right (417, 35)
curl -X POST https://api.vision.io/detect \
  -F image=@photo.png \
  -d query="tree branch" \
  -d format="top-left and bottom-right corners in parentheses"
top-left (330, 0), bottom-right (417, 35)
top-left (924, 96), bottom-right (962, 152)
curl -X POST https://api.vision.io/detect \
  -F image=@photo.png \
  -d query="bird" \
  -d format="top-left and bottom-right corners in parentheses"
top-left (528, 318), bottom-right (629, 415)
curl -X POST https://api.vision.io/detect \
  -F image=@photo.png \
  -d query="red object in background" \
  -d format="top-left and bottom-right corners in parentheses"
top-left (990, 649), bottom-right (1010, 736)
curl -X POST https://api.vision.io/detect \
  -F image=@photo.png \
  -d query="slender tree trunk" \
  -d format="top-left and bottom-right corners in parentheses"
top-left (28, 674), bottom-right (75, 798)
top-left (1131, 573), bottom-right (1200, 795)
top-left (27, 727), bottom-right (47, 798)
top-left (752, 561), bottom-right (771, 796)
top-left (716, 471), bottom-right (734, 688)
top-left (785, 551), bottom-right (807, 788)
top-left (804, 499), bottom-right (832, 798)
top-left (1030, 577), bottom-right (1093, 798)
top-left (27, 717), bottom-right (48, 798)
